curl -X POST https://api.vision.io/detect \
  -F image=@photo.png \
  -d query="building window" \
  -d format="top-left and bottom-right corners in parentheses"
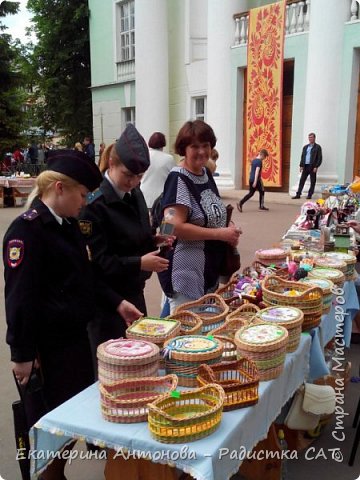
top-left (122, 107), bottom-right (135, 128)
top-left (192, 96), bottom-right (206, 121)
top-left (118, 1), bottom-right (135, 62)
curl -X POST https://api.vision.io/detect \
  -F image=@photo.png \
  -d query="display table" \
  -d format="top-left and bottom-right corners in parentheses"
top-left (0, 177), bottom-right (36, 207)
top-left (30, 335), bottom-right (311, 480)
top-left (307, 280), bottom-right (359, 381)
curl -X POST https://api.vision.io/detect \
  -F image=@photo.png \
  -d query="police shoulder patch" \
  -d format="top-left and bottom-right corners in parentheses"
top-left (87, 189), bottom-right (103, 204)
top-left (79, 220), bottom-right (92, 236)
top-left (7, 239), bottom-right (24, 268)
top-left (21, 209), bottom-right (39, 221)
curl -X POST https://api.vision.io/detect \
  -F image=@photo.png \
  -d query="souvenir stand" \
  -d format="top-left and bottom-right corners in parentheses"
top-left (29, 192), bottom-right (359, 480)
top-left (0, 176), bottom-right (35, 207)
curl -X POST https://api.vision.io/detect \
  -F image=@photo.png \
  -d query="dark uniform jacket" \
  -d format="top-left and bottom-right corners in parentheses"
top-left (3, 199), bottom-right (96, 362)
top-left (79, 178), bottom-right (155, 311)
top-left (300, 142), bottom-right (322, 169)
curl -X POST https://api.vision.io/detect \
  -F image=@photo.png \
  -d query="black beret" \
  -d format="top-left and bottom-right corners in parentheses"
top-left (115, 124), bottom-right (150, 174)
top-left (47, 149), bottom-right (102, 191)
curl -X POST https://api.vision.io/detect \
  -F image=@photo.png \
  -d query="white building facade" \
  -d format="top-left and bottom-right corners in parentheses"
top-left (88, 0), bottom-right (360, 194)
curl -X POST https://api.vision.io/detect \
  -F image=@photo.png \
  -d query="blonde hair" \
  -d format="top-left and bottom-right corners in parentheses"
top-left (25, 171), bottom-right (79, 209)
top-left (74, 142), bottom-right (83, 152)
top-left (98, 142), bottom-right (115, 173)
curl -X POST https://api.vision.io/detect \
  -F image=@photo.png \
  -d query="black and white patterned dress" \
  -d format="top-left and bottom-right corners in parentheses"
top-left (159, 166), bottom-right (227, 300)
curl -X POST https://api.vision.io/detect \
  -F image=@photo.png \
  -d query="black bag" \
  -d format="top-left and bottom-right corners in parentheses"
top-left (12, 364), bottom-right (48, 480)
top-left (219, 204), bottom-right (241, 278)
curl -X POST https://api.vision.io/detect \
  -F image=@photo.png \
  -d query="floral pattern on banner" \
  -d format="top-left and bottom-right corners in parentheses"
top-left (246, 0), bottom-right (286, 187)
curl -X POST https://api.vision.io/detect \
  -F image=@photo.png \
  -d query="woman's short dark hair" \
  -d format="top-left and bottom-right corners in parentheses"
top-left (148, 132), bottom-right (166, 149)
top-left (174, 120), bottom-right (217, 156)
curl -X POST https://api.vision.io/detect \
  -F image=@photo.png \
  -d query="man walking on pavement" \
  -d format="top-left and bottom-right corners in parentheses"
top-left (292, 132), bottom-right (322, 200)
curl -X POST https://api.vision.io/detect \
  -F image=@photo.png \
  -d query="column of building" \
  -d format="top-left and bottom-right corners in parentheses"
top-left (296, 0), bottom-right (349, 193)
top-left (135, 0), bottom-right (169, 147)
top-left (206, 0), bottom-right (248, 189)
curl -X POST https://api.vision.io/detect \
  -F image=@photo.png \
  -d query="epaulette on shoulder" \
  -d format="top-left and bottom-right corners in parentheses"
top-left (21, 208), bottom-right (40, 221)
top-left (87, 189), bottom-right (103, 204)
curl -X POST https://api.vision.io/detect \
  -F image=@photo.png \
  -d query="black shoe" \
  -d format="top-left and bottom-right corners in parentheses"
top-left (306, 196), bottom-right (312, 199)
top-left (292, 195), bottom-right (301, 199)
top-left (237, 203), bottom-right (243, 213)
top-left (259, 206), bottom-right (269, 211)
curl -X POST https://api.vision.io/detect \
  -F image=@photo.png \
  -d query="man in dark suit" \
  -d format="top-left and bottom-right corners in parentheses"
top-left (292, 132), bottom-right (322, 199)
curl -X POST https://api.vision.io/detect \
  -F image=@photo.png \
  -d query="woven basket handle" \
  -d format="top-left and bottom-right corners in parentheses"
top-left (199, 363), bottom-right (216, 382)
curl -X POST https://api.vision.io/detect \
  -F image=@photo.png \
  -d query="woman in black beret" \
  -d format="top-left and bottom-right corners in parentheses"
top-left (3, 150), bottom-right (102, 480)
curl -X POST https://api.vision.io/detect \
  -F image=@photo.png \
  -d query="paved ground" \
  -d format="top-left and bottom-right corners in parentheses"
top-left (0, 191), bottom-right (358, 479)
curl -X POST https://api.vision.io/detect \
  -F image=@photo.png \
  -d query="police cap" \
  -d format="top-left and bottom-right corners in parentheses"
top-left (115, 124), bottom-right (150, 174)
top-left (47, 149), bottom-right (102, 192)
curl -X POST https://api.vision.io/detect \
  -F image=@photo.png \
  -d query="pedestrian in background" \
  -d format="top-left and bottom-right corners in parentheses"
top-left (238, 149), bottom-right (269, 212)
top-left (292, 132), bottom-right (322, 200)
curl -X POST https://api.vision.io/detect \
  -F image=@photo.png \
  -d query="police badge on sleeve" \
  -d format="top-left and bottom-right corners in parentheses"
top-left (7, 239), bottom-right (24, 268)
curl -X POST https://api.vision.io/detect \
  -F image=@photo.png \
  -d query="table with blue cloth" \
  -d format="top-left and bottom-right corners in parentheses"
top-left (30, 335), bottom-right (311, 480)
top-left (308, 279), bottom-right (359, 381)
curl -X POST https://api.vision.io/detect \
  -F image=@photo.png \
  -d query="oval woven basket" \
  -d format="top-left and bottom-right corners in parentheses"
top-left (213, 335), bottom-right (238, 362)
top-left (323, 252), bottom-right (356, 280)
top-left (308, 267), bottom-right (345, 286)
top-left (226, 303), bottom-right (261, 323)
top-left (299, 277), bottom-right (334, 314)
top-left (148, 383), bottom-right (225, 443)
top-left (99, 374), bottom-right (178, 423)
top-left (314, 257), bottom-right (347, 274)
top-left (210, 318), bottom-right (250, 339)
top-left (174, 293), bottom-right (229, 333)
top-left (166, 311), bottom-right (203, 336)
top-left (197, 359), bottom-right (259, 410)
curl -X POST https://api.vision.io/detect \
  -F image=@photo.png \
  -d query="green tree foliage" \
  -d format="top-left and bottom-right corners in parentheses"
top-left (0, 1), bottom-right (27, 157)
top-left (28, 0), bottom-right (93, 146)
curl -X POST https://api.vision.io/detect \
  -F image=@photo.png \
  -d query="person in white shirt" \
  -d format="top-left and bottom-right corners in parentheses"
top-left (140, 132), bottom-right (176, 209)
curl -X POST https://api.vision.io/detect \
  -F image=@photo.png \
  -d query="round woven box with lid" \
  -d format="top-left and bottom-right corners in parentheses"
top-left (255, 248), bottom-right (287, 265)
top-left (308, 267), bottom-right (345, 286)
top-left (299, 277), bottom-right (334, 313)
top-left (97, 338), bottom-right (160, 384)
top-left (322, 252), bottom-right (357, 280)
top-left (234, 324), bottom-right (289, 380)
top-left (314, 257), bottom-right (347, 274)
top-left (164, 335), bottom-right (224, 387)
top-left (255, 307), bottom-right (303, 353)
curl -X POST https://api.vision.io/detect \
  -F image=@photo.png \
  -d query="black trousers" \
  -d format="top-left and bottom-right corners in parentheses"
top-left (296, 165), bottom-right (317, 197)
top-left (240, 179), bottom-right (265, 208)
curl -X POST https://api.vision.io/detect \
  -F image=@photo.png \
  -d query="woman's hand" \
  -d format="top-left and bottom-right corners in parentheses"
top-left (218, 225), bottom-right (241, 247)
top-left (345, 220), bottom-right (360, 234)
top-left (12, 361), bottom-right (37, 386)
top-left (117, 300), bottom-right (143, 326)
top-left (154, 234), bottom-right (176, 248)
top-left (141, 250), bottom-right (170, 272)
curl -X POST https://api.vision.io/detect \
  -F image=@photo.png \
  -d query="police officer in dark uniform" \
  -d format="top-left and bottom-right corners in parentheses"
top-left (79, 125), bottom-right (172, 364)
top-left (3, 150), bottom-right (102, 480)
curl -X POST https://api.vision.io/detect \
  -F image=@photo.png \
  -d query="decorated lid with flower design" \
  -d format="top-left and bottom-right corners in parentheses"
top-left (97, 338), bottom-right (160, 365)
top-left (257, 307), bottom-right (303, 325)
top-left (235, 324), bottom-right (288, 352)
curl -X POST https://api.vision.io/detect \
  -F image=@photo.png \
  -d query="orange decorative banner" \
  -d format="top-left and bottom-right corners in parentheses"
top-left (245, 0), bottom-right (286, 187)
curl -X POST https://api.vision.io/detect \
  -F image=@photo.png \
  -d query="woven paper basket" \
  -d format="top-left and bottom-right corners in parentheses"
top-left (314, 257), bottom-right (347, 274)
top-left (226, 303), bottom-right (260, 323)
top-left (213, 335), bottom-right (238, 362)
top-left (197, 359), bottom-right (259, 411)
top-left (148, 383), bottom-right (225, 443)
top-left (261, 275), bottom-right (323, 331)
top-left (166, 311), bottom-right (203, 336)
top-left (255, 307), bottom-right (303, 353)
top-left (216, 279), bottom-right (244, 312)
top-left (99, 375), bottom-right (178, 423)
top-left (299, 277), bottom-right (334, 314)
top-left (174, 293), bottom-right (229, 333)
top-left (126, 317), bottom-right (181, 345)
top-left (308, 267), bottom-right (345, 287)
top-left (234, 323), bottom-right (289, 381)
top-left (210, 318), bottom-right (249, 339)
top-left (163, 335), bottom-right (224, 387)
top-left (97, 338), bottom-right (160, 385)
top-left (324, 252), bottom-right (356, 280)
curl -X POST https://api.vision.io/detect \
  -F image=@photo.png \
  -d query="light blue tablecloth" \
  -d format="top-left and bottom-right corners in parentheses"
top-left (308, 280), bottom-right (358, 381)
top-left (30, 336), bottom-right (311, 480)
